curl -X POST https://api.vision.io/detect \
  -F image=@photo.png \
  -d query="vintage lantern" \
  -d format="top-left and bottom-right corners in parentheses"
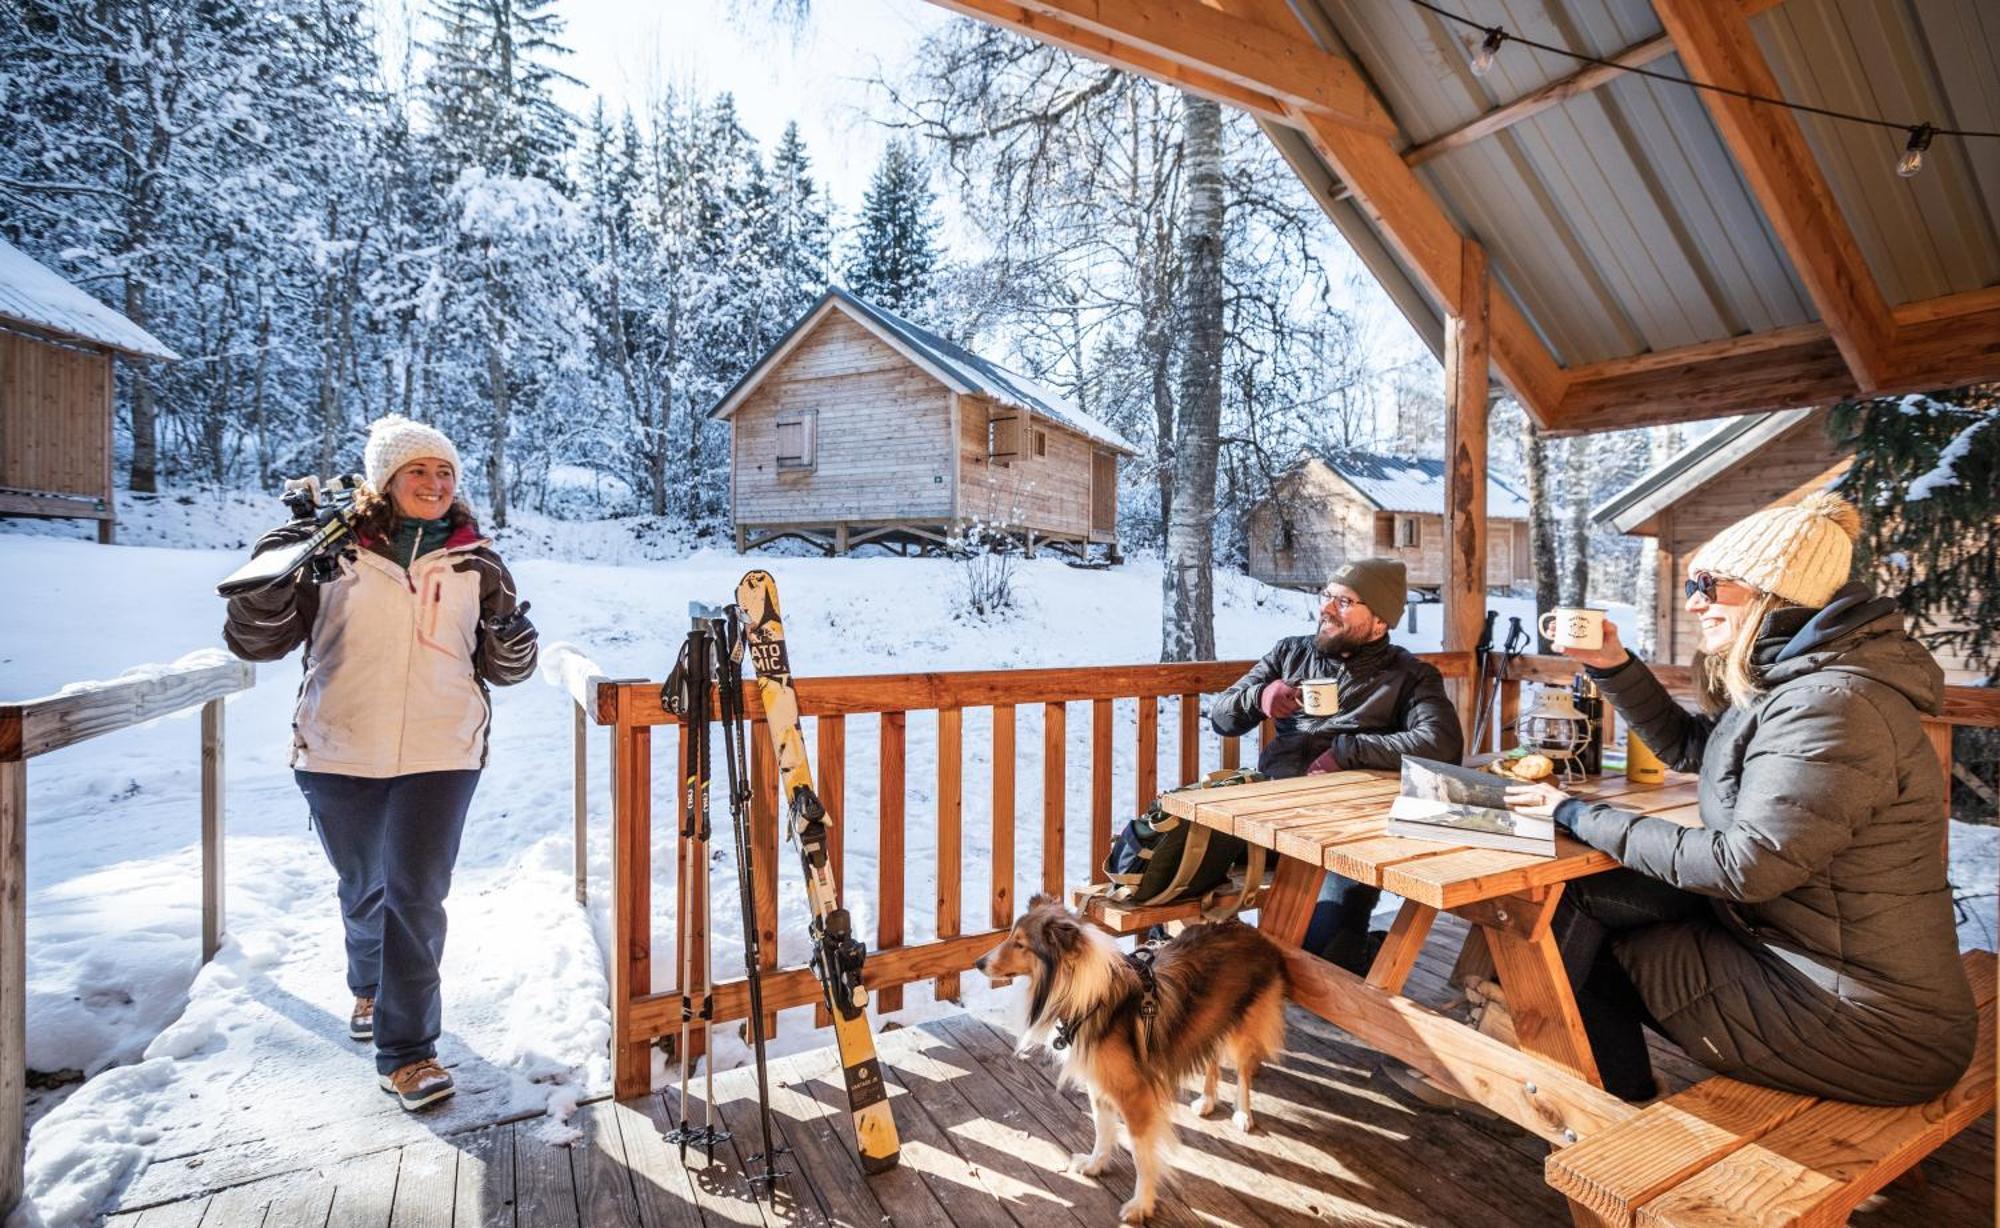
top-left (1517, 685), bottom-right (1595, 784)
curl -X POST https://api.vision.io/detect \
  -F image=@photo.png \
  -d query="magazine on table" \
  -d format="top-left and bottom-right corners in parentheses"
top-left (1386, 756), bottom-right (1557, 858)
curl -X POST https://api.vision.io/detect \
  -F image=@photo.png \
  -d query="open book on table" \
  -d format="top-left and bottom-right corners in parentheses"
top-left (1386, 756), bottom-right (1557, 858)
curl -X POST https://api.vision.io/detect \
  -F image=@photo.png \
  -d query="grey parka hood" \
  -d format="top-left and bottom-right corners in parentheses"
top-left (1759, 581), bottom-right (1944, 716)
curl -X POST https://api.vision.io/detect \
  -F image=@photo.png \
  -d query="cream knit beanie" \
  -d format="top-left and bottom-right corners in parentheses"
top-left (363, 414), bottom-right (462, 491)
top-left (1687, 491), bottom-right (1862, 608)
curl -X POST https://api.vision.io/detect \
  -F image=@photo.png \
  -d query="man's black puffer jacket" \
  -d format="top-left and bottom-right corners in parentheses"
top-left (1210, 634), bottom-right (1463, 778)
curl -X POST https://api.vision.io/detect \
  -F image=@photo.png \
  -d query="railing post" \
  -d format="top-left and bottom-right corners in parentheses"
top-left (611, 716), bottom-right (653, 1100)
top-left (2, 755), bottom-right (24, 1224)
top-left (200, 698), bottom-right (225, 964)
top-left (573, 701), bottom-right (588, 905)
top-left (1043, 702), bottom-right (1067, 897)
top-left (877, 712), bottom-right (907, 1015)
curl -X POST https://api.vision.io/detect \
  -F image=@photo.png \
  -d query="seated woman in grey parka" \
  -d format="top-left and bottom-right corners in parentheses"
top-left (1505, 492), bottom-right (1975, 1106)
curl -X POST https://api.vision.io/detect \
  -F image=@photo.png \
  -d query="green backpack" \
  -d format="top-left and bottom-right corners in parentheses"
top-left (1095, 768), bottom-right (1269, 918)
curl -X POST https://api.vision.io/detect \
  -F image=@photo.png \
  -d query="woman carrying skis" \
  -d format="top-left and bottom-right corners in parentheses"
top-left (222, 414), bottom-right (538, 1110)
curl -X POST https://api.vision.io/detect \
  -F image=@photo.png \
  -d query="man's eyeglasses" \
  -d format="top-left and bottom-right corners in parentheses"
top-left (1319, 593), bottom-right (1362, 612)
top-left (1683, 572), bottom-right (1724, 602)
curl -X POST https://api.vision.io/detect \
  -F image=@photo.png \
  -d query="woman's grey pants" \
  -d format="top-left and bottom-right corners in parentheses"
top-left (297, 769), bottom-right (479, 1076)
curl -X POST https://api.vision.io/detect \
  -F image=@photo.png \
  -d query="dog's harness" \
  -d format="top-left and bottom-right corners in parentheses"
top-left (1052, 943), bottom-right (1163, 1055)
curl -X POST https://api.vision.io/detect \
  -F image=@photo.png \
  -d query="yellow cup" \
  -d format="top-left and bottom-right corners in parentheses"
top-left (1625, 730), bottom-right (1665, 783)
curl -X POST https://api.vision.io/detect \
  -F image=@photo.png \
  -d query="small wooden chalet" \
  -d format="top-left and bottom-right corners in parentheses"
top-left (0, 239), bottom-right (176, 543)
top-left (1595, 408), bottom-right (1984, 684)
top-left (710, 288), bottom-right (1137, 559)
top-left (1247, 449), bottom-right (1530, 594)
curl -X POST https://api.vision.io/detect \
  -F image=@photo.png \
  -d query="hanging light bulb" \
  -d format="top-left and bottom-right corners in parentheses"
top-left (1469, 27), bottom-right (1506, 78)
top-left (1897, 124), bottom-right (1935, 178)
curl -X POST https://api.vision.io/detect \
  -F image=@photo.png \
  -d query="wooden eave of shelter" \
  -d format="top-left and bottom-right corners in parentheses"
top-left (922, 0), bottom-right (2000, 437)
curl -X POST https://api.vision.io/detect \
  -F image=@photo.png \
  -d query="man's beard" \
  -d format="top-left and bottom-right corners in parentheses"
top-left (1315, 620), bottom-right (1369, 654)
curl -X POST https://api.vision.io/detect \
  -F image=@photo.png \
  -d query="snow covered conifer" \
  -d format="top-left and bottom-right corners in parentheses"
top-left (849, 140), bottom-right (941, 320)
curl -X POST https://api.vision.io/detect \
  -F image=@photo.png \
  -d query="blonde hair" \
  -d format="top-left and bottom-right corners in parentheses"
top-left (1694, 588), bottom-right (1795, 712)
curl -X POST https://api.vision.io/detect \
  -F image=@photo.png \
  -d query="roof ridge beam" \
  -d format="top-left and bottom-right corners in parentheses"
top-left (1008, 0), bottom-right (1395, 136)
top-left (1651, 0), bottom-right (1896, 393)
top-left (1403, 34), bottom-right (1675, 170)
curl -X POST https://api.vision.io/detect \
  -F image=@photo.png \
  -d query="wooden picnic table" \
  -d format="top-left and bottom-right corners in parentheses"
top-left (1158, 766), bottom-right (1703, 1147)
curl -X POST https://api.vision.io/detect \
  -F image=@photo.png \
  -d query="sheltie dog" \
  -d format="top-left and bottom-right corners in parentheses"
top-left (974, 895), bottom-right (1291, 1224)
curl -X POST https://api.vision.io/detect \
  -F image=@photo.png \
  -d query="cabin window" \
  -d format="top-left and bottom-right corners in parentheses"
top-left (1396, 515), bottom-right (1419, 548)
top-left (775, 411), bottom-right (817, 470)
top-left (989, 408), bottom-right (1023, 461)
top-left (1033, 428), bottom-right (1048, 459)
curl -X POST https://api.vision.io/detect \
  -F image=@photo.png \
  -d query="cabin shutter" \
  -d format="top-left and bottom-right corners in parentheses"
top-left (1033, 428), bottom-right (1049, 459)
top-left (989, 405), bottom-right (1024, 461)
top-left (1396, 515), bottom-right (1419, 548)
top-left (1374, 514), bottom-right (1394, 551)
top-left (775, 410), bottom-right (817, 470)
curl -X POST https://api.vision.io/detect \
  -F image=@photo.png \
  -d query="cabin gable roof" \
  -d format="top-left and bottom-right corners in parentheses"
top-left (1592, 408), bottom-right (1821, 535)
top-left (1266, 448), bottom-right (1529, 520)
top-left (0, 238), bottom-right (177, 361)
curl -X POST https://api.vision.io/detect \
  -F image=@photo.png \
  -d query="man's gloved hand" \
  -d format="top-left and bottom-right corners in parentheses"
top-left (484, 600), bottom-right (536, 648)
top-left (1306, 745), bottom-right (1341, 775)
top-left (1259, 678), bottom-right (1302, 720)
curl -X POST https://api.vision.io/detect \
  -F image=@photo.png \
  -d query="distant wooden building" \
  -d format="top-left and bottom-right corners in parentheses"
top-left (0, 239), bottom-right (176, 543)
top-left (1595, 408), bottom-right (1983, 684)
top-left (1245, 450), bottom-right (1531, 594)
top-left (710, 288), bottom-right (1137, 559)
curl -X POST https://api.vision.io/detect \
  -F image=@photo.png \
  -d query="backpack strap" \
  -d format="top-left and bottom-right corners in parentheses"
top-left (1199, 842), bottom-right (1268, 923)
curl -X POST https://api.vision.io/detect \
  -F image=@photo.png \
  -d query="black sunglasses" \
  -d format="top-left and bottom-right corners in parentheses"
top-left (1683, 572), bottom-right (1721, 602)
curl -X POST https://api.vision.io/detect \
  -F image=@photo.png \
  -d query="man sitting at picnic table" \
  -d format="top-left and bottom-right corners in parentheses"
top-left (1211, 558), bottom-right (1464, 973)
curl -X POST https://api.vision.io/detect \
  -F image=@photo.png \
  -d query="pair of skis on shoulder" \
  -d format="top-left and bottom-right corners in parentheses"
top-left (663, 570), bottom-right (900, 1190)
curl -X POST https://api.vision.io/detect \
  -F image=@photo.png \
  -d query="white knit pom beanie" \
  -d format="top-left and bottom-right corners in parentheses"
top-left (1687, 491), bottom-right (1863, 608)
top-left (363, 414), bottom-right (462, 491)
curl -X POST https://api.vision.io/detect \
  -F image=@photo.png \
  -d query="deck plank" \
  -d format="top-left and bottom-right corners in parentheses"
top-left (685, 1059), bottom-right (835, 1226)
top-left (324, 1147), bottom-right (401, 1228)
top-left (450, 1123), bottom-right (515, 1228)
top-left (197, 1172), bottom-right (296, 1228)
top-left (770, 1048), bottom-right (943, 1227)
top-left (387, 1137), bottom-right (457, 1228)
top-left (599, 1096), bottom-right (705, 1228)
top-left (567, 1101), bottom-right (646, 1228)
top-left (511, 1118), bottom-right (580, 1228)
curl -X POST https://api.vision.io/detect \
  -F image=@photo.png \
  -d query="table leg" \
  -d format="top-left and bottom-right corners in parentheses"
top-left (1476, 884), bottom-right (1603, 1087)
top-left (1255, 855), bottom-right (1324, 947)
top-left (1364, 898), bottom-right (1435, 994)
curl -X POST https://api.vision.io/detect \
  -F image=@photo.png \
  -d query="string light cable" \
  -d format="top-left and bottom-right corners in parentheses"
top-left (1402, 0), bottom-right (2000, 177)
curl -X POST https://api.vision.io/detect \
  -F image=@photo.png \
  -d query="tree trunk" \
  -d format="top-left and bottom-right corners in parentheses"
top-left (1632, 426), bottom-right (1677, 659)
top-left (1161, 95), bottom-right (1224, 663)
top-left (125, 278), bottom-right (158, 493)
top-left (484, 295), bottom-right (512, 528)
top-left (1525, 420), bottom-right (1560, 652)
top-left (1563, 435), bottom-right (1592, 606)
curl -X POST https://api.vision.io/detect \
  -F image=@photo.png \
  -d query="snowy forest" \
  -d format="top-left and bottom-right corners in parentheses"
top-left (2, 0), bottom-right (1993, 671)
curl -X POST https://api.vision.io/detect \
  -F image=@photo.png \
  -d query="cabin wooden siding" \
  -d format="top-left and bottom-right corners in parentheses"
top-left (1247, 459), bottom-right (1525, 591)
top-left (955, 393), bottom-right (1113, 539)
top-left (0, 330), bottom-right (112, 505)
top-left (730, 312), bottom-right (955, 526)
top-left (1646, 410), bottom-right (1982, 685)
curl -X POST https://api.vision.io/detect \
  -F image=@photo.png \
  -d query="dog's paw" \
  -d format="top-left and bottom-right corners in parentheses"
top-left (1069, 1151), bottom-right (1109, 1177)
top-left (1232, 1109), bottom-right (1257, 1133)
top-left (1118, 1196), bottom-right (1154, 1224)
top-left (1191, 1094), bottom-right (1218, 1118)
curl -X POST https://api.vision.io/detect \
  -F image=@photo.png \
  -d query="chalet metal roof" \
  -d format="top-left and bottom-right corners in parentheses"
top-left (710, 288), bottom-right (1140, 456)
top-left (0, 238), bottom-right (177, 360)
top-left (1592, 407), bottom-right (1820, 534)
top-left (1305, 448), bottom-right (1530, 519)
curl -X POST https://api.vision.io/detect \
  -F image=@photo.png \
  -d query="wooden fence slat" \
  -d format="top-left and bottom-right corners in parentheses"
top-left (675, 728), bottom-right (707, 1067)
top-left (611, 723), bottom-right (652, 1099)
top-left (200, 698), bottom-right (224, 965)
top-left (1043, 702), bottom-right (1067, 899)
top-left (1137, 695), bottom-right (1159, 817)
top-left (1222, 735), bottom-right (1240, 770)
top-left (937, 708), bottom-right (963, 1002)
top-left (815, 714), bottom-right (846, 1030)
top-left (992, 705), bottom-right (1016, 930)
top-left (749, 721), bottom-right (780, 1038)
top-left (878, 712), bottom-right (906, 1015)
top-left (1179, 692), bottom-right (1200, 787)
top-left (1091, 699), bottom-right (1114, 882)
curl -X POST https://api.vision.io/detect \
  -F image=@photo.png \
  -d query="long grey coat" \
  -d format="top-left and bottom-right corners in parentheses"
top-left (1558, 585), bottom-right (1975, 1105)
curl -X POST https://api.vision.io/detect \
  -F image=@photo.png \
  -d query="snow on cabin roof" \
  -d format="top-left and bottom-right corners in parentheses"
top-left (1307, 449), bottom-right (1529, 520)
top-left (0, 238), bottom-right (177, 360)
top-left (711, 288), bottom-right (1138, 456)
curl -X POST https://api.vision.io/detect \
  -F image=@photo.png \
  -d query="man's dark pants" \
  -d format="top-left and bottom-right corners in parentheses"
top-left (297, 768), bottom-right (479, 1076)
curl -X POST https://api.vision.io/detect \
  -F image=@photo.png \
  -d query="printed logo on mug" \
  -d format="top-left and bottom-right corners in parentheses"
top-left (1300, 678), bottom-right (1341, 717)
top-left (1539, 607), bottom-right (1607, 651)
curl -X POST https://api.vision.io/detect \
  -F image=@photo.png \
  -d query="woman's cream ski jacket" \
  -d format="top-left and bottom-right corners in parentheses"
top-left (223, 518), bottom-right (539, 777)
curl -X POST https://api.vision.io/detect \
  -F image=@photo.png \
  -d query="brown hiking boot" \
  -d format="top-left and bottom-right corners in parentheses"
top-left (348, 997), bottom-right (375, 1042)
top-left (379, 1059), bottom-right (455, 1111)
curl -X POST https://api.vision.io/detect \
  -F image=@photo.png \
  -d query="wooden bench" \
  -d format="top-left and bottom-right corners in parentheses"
top-left (1547, 948), bottom-right (1997, 1227)
top-left (1072, 870), bottom-right (1272, 935)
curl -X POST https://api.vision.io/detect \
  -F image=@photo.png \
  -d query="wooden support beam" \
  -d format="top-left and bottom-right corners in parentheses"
top-left (2, 759), bottom-right (23, 1223)
top-left (1553, 325), bottom-right (1856, 435)
top-left (1444, 241), bottom-right (1490, 745)
top-left (1652, 0), bottom-right (1896, 392)
top-left (1404, 35), bottom-right (1675, 170)
top-left (200, 698), bottom-right (225, 965)
top-left (610, 722), bottom-right (652, 1099)
top-left (1009, 0), bottom-right (1394, 134)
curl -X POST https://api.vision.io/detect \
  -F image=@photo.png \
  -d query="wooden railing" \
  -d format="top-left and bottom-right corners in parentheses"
top-left (0, 652), bottom-right (256, 1221)
top-left (584, 652), bottom-right (1478, 1097)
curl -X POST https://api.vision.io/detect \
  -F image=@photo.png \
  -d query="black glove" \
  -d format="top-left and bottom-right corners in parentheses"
top-left (484, 600), bottom-right (535, 647)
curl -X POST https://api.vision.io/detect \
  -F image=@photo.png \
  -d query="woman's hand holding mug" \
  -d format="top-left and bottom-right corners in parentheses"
top-left (1551, 617), bottom-right (1630, 672)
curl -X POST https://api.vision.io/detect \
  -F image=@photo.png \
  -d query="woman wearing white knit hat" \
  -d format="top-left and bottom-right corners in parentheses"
top-left (1505, 491), bottom-right (1973, 1106)
top-left (222, 414), bottom-right (539, 1110)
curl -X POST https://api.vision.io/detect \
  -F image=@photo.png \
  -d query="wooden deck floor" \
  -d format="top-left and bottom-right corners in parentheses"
top-left (101, 920), bottom-right (1996, 1227)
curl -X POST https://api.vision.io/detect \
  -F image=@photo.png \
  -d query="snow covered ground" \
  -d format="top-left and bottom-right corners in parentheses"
top-left (3, 493), bottom-right (1994, 1226)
